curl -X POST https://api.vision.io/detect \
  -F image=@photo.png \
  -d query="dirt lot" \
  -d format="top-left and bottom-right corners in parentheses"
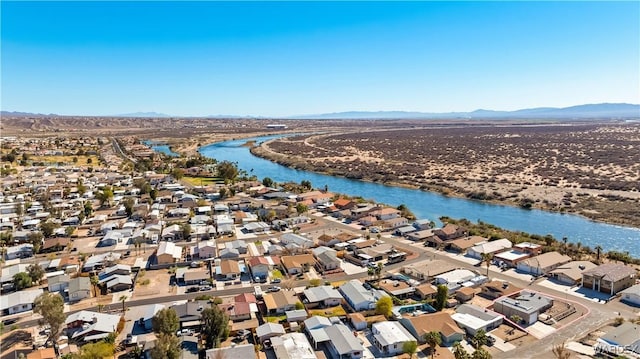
top-left (491, 324), bottom-right (532, 345)
top-left (132, 269), bottom-right (173, 298)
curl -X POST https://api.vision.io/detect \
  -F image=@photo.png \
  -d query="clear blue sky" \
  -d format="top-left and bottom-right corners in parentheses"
top-left (2, 1), bottom-right (639, 117)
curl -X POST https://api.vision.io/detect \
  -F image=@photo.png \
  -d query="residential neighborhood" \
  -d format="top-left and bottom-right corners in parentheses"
top-left (1, 135), bottom-right (639, 359)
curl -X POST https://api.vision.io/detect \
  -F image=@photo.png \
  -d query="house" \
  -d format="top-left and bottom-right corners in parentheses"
top-left (493, 250), bottom-right (531, 268)
top-left (0, 289), bottom-right (44, 315)
top-left (247, 256), bottom-right (271, 282)
top-left (219, 301), bottom-right (253, 322)
top-left (399, 312), bottom-right (465, 345)
top-left (68, 276), bottom-right (91, 302)
top-left (383, 217), bottom-right (409, 229)
top-left (272, 332), bottom-right (317, 359)
top-left (516, 251), bottom-right (571, 276)
top-left (435, 269), bottom-right (477, 292)
top-left (303, 286), bottom-right (343, 308)
top-left (285, 309), bottom-right (308, 323)
top-left (378, 280), bottom-right (415, 299)
top-left (264, 290), bottom-right (299, 314)
top-left (100, 264), bottom-right (132, 277)
top-left (48, 274), bottom-right (70, 293)
top-left (402, 260), bottom-right (456, 281)
top-left (339, 279), bottom-right (389, 311)
top-left (514, 242), bottom-right (543, 256)
top-left (415, 284), bottom-right (438, 301)
top-left (126, 303), bottom-right (165, 331)
top-left (452, 304), bottom-right (503, 336)
top-left (83, 252), bottom-right (121, 272)
top-left (480, 280), bottom-right (521, 300)
top-left (446, 236), bottom-right (487, 253)
top-left (434, 223), bottom-right (466, 241)
top-left (102, 275), bottom-right (133, 292)
top-left (156, 241), bottom-right (182, 264)
top-left (217, 259), bottom-right (241, 280)
top-left (172, 301), bottom-right (211, 329)
top-left (5, 243), bottom-right (34, 260)
top-left (183, 270), bottom-right (210, 285)
top-left (42, 237), bottom-right (70, 252)
top-left (309, 323), bottom-right (364, 359)
top-left (224, 240), bottom-right (248, 254)
top-left (280, 233), bottom-right (314, 249)
top-left (413, 219), bottom-right (434, 231)
top-left (194, 240), bottom-right (216, 259)
top-left (581, 263), bottom-right (637, 296)
top-left (620, 284), bottom-right (640, 306)
top-left (315, 251), bottom-right (341, 273)
top-left (205, 344), bottom-right (257, 359)
top-left (1, 263), bottom-right (29, 285)
top-left (371, 321), bottom-right (417, 356)
top-left (598, 322), bottom-right (640, 355)
top-left (348, 313), bottom-right (368, 331)
top-left (281, 254), bottom-right (317, 275)
top-left (256, 322), bottom-right (286, 343)
top-left (455, 287), bottom-right (476, 303)
top-left (466, 238), bottom-right (513, 260)
top-left (493, 291), bottom-right (553, 325)
top-left (65, 310), bottom-right (121, 342)
top-left (26, 348), bottom-right (57, 359)
top-left (548, 261), bottom-right (598, 286)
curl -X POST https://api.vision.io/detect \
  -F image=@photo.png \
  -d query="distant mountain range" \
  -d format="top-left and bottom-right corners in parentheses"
top-left (2, 103), bottom-right (639, 119)
top-left (291, 103), bottom-right (640, 119)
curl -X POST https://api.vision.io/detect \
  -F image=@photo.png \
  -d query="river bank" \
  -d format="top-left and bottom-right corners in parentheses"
top-left (250, 139), bottom-right (640, 228)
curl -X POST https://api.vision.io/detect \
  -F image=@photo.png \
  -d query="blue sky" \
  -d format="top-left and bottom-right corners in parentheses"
top-left (2, 1), bottom-right (639, 117)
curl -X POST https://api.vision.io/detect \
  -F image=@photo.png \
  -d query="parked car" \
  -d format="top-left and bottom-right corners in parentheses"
top-left (176, 329), bottom-right (194, 336)
top-left (199, 285), bottom-right (212, 291)
top-left (267, 286), bottom-right (281, 292)
top-left (186, 286), bottom-right (199, 293)
top-left (271, 278), bottom-right (281, 284)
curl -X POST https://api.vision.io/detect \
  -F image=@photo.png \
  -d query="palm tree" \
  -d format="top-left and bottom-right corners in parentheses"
top-left (453, 341), bottom-right (470, 359)
top-left (119, 295), bottom-right (128, 313)
top-left (424, 331), bottom-right (442, 359)
top-left (376, 262), bottom-right (384, 282)
top-left (551, 340), bottom-right (571, 359)
top-left (594, 245), bottom-right (603, 263)
top-left (562, 237), bottom-right (568, 254)
top-left (90, 275), bottom-right (100, 297)
top-left (471, 329), bottom-right (487, 349)
top-left (97, 304), bottom-right (105, 313)
top-left (480, 253), bottom-right (493, 278)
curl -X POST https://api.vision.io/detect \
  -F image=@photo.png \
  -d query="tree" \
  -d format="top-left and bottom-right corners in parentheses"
top-left (33, 292), bottom-right (65, 343)
top-left (218, 187), bottom-right (227, 199)
top-left (424, 331), bottom-right (442, 359)
top-left (170, 168), bottom-right (184, 180)
top-left (201, 306), bottom-right (230, 349)
top-left (123, 198), bottom-right (135, 217)
top-left (471, 329), bottom-right (488, 349)
top-left (480, 253), bottom-right (493, 278)
top-left (262, 177), bottom-right (274, 188)
top-left (296, 203), bottom-right (308, 215)
top-left (595, 245), bottom-right (603, 263)
top-left (453, 341), bottom-right (471, 359)
top-left (375, 296), bottom-right (393, 318)
top-left (65, 226), bottom-right (75, 238)
top-left (90, 275), bottom-right (100, 297)
top-left (397, 204), bottom-right (416, 220)
top-left (77, 341), bottom-right (115, 359)
top-left (181, 223), bottom-right (192, 241)
top-left (96, 187), bottom-right (114, 207)
top-left (84, 201), bottom-right (93, 217)
top-left (86, 158), bottom-right (92, 164)
top-left (471, 347), bottom-right (492, 359)
top-left (434, 284), bottom-right (448, 311)
top-left (509, 315), bottom-right (522, 325)
top-left (551, 340), bottom-right (571, 359)
top-left (402, 341), bottom-right (418, 358)
top-left (295, 301), bottom-right (305, 310)
top-left (152, 308), bottom-right (180, 336)
top-left (217, 161), bottom-right (239, 181)
top-left (13, 272), bottom-right (32, 290)
top-left (28, 231), bottom-right (44, 253)
top-left (300, 180), bottom-right (312, 190)
top-left (119, 295), bottom-right (128, 312)
top-left (27, 264), bottom-right (45, 284)
top-left (97, 304), bottom-right (105, 313)
top-left (150, 333), bottom-right (181, 359)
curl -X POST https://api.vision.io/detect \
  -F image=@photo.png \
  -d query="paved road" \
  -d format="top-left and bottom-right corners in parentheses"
top-left (111, 137), bottom-right (136, 164)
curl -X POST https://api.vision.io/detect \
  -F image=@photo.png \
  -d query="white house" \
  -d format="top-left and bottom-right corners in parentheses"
top-left (371, 321), bottom-right (417, 356)
top-left (620, 284), bottom-right (640, 307)
top-left (339, 279), bottom-right (388, 311)
top-left (451, 304), bottom-right (503, 336)
top-left (0, 289), bottom-right (44, 315)
top-left (516, 251), bottom-right (571, 276)
top-left (467, 238), bottom-right (512, 259)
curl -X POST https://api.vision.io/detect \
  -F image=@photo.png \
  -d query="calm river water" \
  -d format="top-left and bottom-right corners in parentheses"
top-left (198, 135), bottom-right (640, 257)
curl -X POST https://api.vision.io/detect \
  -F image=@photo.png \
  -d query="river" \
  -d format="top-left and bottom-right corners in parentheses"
top-left (198, 135), bottom-right (640, 257)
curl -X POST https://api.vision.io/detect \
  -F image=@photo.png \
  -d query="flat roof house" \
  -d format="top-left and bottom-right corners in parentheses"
top-left (451, 304), bottom-right (503, 336)
top-left (371, 321), bottom-right (417, 356)
top-left (492, 290), bottom-right (553, 325)
top-left (582, 263), bottom-right (637, 296)
top-left (620, 284), bottom-right (640, 307)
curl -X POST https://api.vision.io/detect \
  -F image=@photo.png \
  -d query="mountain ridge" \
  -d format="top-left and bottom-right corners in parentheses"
top-left (2, 103), bottom-right (638, 119)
